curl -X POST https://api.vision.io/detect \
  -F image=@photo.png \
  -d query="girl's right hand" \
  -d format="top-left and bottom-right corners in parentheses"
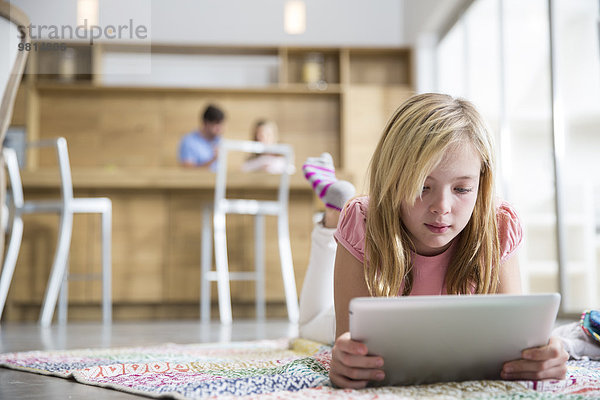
top-left (329, 332), bottom-right (386, 388)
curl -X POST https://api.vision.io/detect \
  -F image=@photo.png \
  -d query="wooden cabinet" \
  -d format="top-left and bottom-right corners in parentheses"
top-left (6, 43), bottom-right (413, 321)
top-left (21, 43), bottom-right (413, 182)
top-left (8, 171), bottom-right (316, 321)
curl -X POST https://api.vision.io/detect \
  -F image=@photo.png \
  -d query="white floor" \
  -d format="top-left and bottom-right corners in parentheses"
top-left (0, 319), bottom-right (298, 399)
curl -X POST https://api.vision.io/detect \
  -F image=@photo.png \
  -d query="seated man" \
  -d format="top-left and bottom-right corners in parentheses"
top-left (178, 104), bottom-right (226, 169)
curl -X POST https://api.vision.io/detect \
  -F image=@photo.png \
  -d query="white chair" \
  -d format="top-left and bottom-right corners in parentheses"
top-left (0, 138), bottom-right (112, 326)
top-left (0, 2), bottom-right (30, 281)
top-left (0, 1), bottom-right (29, 143)
top-left (201, 139), bottom-right (299, 324)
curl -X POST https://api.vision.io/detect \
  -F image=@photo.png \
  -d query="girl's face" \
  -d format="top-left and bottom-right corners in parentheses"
top-left (256, 125), bottom-right (277, 145)
top-left (400, 143), bottom-right (481, 256)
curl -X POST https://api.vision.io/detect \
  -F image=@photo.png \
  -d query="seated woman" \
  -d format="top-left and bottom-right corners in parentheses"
top-left (241, 120), bottom-right (294, 174)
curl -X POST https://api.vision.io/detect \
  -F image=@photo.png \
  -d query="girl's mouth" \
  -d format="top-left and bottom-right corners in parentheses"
top-left (425, 224), bottom-right (450, 234)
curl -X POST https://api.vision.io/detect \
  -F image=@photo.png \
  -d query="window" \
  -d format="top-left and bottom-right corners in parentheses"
top-left (435, 0), bottom-right (600, 313)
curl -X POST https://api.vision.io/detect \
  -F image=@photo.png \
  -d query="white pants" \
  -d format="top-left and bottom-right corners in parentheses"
top-left (298, 222), bottom-right (337, 344)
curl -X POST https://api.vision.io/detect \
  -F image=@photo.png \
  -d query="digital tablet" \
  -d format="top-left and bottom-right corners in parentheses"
top-left (349, 293), bottom-right (560, 386)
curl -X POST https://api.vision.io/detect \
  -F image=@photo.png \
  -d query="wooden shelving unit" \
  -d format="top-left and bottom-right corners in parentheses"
top-left (34, 82), bottom-right (345, 95)
top-left (7, 42), bottom-right (414, 321)
top-left (19, 42), bottom-right (413, 178)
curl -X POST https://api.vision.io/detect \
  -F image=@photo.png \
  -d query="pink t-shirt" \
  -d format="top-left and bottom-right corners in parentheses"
top-left (333, 196), bottom-right (523, 295)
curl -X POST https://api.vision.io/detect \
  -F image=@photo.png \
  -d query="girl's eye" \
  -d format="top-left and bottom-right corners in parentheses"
top-left (455, 187), bottom-right (473, 194)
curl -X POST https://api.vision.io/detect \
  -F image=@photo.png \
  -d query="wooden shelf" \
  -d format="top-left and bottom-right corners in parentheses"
top-left (28, 42), bottom-right (412, 91)
top-left (345, 83), bottom-right (413, 90)
top-left (349, 49), bottom-right (412, 85)
top-left (21, 168), bottom-right (319, 190)
top-left (285, 49), bottom-right (340, 85)
top-left (35, 82), bottom-right (344, 95)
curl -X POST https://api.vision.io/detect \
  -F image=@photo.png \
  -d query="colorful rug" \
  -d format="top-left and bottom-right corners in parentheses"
top-left (1, 338), bottom-right (599, 399)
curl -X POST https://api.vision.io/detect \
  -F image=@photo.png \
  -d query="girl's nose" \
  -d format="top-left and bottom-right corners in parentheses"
top-left (429, 192), bottom-right (451, 215)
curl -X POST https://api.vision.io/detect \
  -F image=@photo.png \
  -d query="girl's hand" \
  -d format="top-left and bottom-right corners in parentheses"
top-left (501, 336), bottom-right (569, 380)
top-left (329, 332), bottom-right (386, 388)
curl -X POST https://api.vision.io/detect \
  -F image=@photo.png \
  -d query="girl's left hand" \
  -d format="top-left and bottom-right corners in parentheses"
top-left (501, 336), bottom-right (569, 380)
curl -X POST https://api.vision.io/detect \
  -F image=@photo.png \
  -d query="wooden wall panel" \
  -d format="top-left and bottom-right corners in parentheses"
top-left (111, 190), bottom-right (167, 302)
top-left (66, 211), bottom-right (93, 302)
top-left (343, 86), bottom-right (413, 192)
top-left (4, 186), bottom-right (315, 320)
top-left (10, 213), bottom-right (57, 303)
top-left (97, 95), bottom-right (165, 168)
top-left (77, 206), bottom-right (104, 302)
top-left (5, 193), bottom-right (103, 306)
top-left (36, 89), bottom-right (340, 171)
top-left (164, 190), bottom-right (207, 303)
top-left (349, 51), bottom-right (412, 85)
top-left (37, 92), bottom-right (102, 167)
top-left (263, 191), bottom-right (314, 300)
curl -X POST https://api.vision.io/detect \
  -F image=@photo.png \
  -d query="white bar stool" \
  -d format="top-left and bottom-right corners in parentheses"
top-left (0, 1), bottom-right (29, 316)
top-left (0, 138), bottom-right (112, 326)
top-left (200, 139), bottom-right (299, 325)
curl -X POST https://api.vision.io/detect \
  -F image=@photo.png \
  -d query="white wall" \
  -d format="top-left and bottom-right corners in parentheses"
top-left (403, 0), bottom-right (472, 43)
top-left (404, 0), bottom-right (473, 93)
top-left (9, 0), bottom-right (405, 46)
top-left (9, 0), bottom-right (78, 30)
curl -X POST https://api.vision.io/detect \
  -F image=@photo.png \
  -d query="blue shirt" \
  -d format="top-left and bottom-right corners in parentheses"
top-left (178, 131), bottom-right (220, 170)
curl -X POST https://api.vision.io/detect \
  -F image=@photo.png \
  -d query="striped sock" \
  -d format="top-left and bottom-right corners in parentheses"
top-left (302, 153), bottom-right (356, 211)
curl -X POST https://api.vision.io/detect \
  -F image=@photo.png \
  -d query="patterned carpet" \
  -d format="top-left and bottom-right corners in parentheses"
top-left (1, 338), bottom-right (599, 399)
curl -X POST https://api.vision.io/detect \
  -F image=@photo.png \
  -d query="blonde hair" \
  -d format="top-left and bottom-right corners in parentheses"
top-left (248, 120), bottom-right (279, 160)
top-left (252, 120), bottom-right (278, 144)
top-left (365, 93), bottom-right (500, 297)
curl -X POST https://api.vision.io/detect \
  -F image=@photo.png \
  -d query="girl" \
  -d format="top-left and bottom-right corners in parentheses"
top-left (241, 120), bottom-right (293, 174)
top-left (298, 93), bottom-right (569, 388)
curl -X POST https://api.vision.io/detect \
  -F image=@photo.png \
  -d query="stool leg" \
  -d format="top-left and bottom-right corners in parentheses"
top-left (40, 210), bottom-right (73, 327)
top-left (101, 205), bottom-right (112, 324)
top-left (58, 264), bottom-right (68, 324)
top-left (254, 214), bottom-right (266, 321)
top-left (277, 212), bottom-right (299, 324)
top-left (201, 204), bottom-right (213, 323)
top-left (213, 210), bottom-right (232, 324)
top-left (0, 214), bottom-right (23, 320)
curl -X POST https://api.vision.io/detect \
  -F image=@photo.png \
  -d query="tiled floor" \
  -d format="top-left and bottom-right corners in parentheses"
top-left (0, 319), bottom-right (298, 399)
